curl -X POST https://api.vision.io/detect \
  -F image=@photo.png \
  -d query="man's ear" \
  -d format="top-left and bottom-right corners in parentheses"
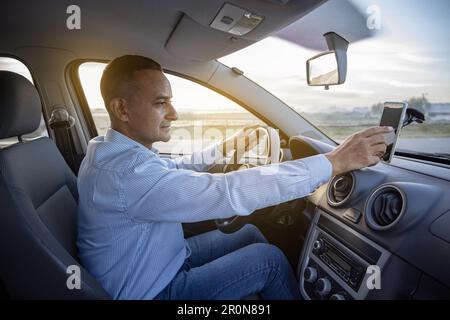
top-left (109, 98), bottom-right (129, 122)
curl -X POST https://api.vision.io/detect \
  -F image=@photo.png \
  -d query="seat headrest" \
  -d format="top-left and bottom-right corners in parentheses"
top-left (0, 71), bottom-right (41, 139)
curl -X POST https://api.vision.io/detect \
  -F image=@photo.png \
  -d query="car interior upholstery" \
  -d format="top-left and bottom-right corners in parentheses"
top-left (0, 0), bottom-right (449, 300)
top-left (0, 71), bottom-right (109, 299)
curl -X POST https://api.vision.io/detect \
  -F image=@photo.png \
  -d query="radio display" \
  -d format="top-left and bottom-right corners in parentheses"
top-left (326, 250), bottom-right (351, 272)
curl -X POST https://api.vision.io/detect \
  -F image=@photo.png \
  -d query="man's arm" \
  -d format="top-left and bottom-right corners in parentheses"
top-left (123, 126), bottom-right (390, 224)
top-left (123, 154), bottom-right (332, 223)
top-left (163, 143), bottom-right (225, 172)
top-left (162, 126), bottom-right (258, 172)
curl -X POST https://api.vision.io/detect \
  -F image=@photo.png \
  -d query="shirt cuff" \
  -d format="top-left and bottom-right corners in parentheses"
top-left (301, 154), bottom-right (333, 190)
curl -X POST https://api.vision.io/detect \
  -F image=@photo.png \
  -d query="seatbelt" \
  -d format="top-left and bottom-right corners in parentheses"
top-left (49, 108), bottom-right (78, 174)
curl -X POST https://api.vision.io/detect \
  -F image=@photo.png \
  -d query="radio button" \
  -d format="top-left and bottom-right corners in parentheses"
top-left (316, 278), bottom-right (332, 296)
top-left (304, 267), bottom-right (318, 283)
top-left (313, 239), bottom-right (323, 252)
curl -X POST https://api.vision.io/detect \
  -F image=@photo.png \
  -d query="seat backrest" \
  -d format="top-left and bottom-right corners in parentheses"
top-left (0, 71), bottom-right (109, 299)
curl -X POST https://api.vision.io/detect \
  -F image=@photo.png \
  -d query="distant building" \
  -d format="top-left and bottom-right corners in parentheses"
top-left (427, 103), bottom-right (450, 121)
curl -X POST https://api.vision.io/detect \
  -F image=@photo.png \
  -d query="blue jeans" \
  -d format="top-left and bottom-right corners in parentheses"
top-left (154, 224), bottom-right (300, 300)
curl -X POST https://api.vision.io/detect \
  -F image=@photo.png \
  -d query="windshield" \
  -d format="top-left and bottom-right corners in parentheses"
top-left (219, 0), bottom-right (450, 157)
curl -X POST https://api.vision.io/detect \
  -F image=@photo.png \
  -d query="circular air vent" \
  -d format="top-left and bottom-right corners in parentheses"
top-left (327, 173), bottom-right (355, 207)
top-left (365, 185), bottom-right (406, 231)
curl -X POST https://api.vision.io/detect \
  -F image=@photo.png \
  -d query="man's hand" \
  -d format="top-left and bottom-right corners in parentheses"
top-left (325, 126), bottom-right (393, 176)
top-left (220, 125), bottom-right (260, 157)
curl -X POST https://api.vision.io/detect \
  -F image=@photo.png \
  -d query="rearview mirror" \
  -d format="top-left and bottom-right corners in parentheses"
top-left (307, 51), bottom-right (339, 86)
top-left (307, 49), bottom-right (347, 88)
top-left (306, 32), bottom-right (349, 89)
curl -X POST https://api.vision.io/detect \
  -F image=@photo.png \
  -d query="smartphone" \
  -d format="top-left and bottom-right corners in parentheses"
top-left (379, 102), bottom-right (407, 163)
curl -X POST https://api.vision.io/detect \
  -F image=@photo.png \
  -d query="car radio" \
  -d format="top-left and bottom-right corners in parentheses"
top-left (312, 233), bottom-right (365, 290)
top-left (300, 212), bottom-right (390, 300)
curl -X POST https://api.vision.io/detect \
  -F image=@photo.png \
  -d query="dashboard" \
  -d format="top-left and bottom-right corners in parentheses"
top-left (289, 136), bottom-right (450, 300)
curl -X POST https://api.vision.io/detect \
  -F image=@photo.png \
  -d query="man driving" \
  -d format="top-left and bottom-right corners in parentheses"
top-left (77, 55), bottom-right (391, 300)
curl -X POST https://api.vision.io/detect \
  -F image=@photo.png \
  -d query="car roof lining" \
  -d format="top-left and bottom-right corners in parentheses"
top-left (0, 0), bottom-right (327, 66)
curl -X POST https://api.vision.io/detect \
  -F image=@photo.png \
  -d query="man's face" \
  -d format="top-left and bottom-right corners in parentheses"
top-left (124, 69), bottom-right (178, 146)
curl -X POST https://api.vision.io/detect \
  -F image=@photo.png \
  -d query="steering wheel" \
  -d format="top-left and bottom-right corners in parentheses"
top-left (215, 126), bottom-right (281, 233)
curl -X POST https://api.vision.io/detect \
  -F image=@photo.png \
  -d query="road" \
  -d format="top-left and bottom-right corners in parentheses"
top-left (396, 137), bottom-right (450, 154)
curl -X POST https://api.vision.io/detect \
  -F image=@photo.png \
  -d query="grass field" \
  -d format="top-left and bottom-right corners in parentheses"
top-left (86, 109), bottom-right (450, 155)
top-left (91, 109), bottom-right (450, 140)
top-left (318, 123), bottom-right (450, 140)
top-left (2, 109), bottom-right (448, 154)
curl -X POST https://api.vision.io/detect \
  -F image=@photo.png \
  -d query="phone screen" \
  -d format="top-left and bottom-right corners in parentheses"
top-left (380, 102), bottom-right (406, 162)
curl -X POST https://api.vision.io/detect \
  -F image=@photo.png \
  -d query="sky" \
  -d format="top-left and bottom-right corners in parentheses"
top-left (219, 0), bottom-right (450, 112)
top-left (1, 0), bottom-right (449, 113)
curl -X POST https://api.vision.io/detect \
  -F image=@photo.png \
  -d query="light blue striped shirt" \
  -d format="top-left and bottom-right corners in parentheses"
top-left (77, 128), bottom-right (332, 299)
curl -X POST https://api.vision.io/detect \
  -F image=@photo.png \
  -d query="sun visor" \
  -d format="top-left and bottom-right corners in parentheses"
top-left (274, 0), bottom-right (378, 51)
top-left (165, 15), bottom-right (254, 62)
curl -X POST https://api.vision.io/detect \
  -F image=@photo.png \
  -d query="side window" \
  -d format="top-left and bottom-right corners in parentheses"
top-left (77, 62), bottom-right (265, 154)
top-left (154, 74), bottom-right (265, 154)
top-left (0, 57), bottom-right (48, 148)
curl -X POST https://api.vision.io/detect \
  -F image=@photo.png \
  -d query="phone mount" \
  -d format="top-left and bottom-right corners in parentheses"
top-left (402, 108), bottom-right (425, 128)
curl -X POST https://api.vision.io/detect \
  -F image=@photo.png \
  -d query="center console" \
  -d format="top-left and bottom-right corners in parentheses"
top-left (298, 210), bottom-right (390, 300)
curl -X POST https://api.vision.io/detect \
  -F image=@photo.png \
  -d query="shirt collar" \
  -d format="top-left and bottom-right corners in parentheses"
top-left (104, 128), bottom-right (160, 155)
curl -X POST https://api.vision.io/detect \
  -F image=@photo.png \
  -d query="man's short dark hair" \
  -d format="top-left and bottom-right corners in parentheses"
top-left (100, 55), bottom-right (162, 109)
